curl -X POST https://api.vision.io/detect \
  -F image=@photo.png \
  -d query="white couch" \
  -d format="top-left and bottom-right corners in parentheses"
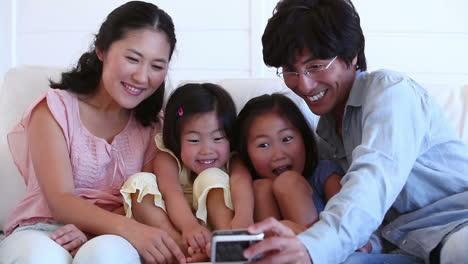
top-left (1, 66), bottom-right (467, 241)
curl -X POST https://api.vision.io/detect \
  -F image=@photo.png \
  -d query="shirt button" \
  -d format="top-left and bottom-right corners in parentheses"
top-left (385, 231), bottom-right (391, 235)
top-left (402, 240), bottom-right (407, 245)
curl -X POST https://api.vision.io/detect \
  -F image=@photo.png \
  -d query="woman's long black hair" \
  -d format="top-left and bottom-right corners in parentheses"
top-left (50, 1), bottom-right (177, 126)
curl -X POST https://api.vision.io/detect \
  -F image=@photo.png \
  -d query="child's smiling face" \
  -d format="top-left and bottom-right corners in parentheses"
top-left (180, 111), bottom-right (230, 175)
top-left (247, 111), bottom-right (306, 179)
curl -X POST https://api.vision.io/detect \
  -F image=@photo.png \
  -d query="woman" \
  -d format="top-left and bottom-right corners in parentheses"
top-left (0, 1), bottom-right (185, 263)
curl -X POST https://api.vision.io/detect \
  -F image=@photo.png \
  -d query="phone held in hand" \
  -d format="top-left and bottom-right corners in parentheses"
top-left (211, 229), bottom-right (264, 264)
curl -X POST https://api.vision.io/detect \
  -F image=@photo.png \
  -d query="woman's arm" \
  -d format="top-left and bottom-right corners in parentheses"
top-left (29, 101), bottom-right (185, 263)
top-left (229, 156), bottom-right (255, 229)
top-left (29, 101), bottom-right (129, 235)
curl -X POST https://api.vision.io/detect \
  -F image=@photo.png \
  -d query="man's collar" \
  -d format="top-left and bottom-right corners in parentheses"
top-left (345, 70), bottom-right (366, 107)
top-left (316, 113), bottom-right (335, 139)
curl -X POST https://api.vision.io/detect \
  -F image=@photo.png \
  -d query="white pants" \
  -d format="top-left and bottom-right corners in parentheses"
top-left (440, 223), bottom-right (468, 264)
top-left (0, 223), bottom-right (141, 264)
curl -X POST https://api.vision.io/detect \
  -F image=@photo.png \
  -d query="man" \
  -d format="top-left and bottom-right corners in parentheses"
top-left (244, 0), bottom-right (468, 263)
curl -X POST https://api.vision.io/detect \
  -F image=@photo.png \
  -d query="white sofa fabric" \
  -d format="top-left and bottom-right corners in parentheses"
top-left (1, 66), bottom-right (467, 240)
top-left (0, 65), bottom-right (316, 238)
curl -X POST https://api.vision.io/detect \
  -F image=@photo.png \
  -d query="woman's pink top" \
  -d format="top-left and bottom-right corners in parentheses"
top-left (4, 89), bottom-right (160, 235)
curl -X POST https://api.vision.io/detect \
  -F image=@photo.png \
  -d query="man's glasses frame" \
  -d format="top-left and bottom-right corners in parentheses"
top-left (276, 56), bottom-right (338, 84)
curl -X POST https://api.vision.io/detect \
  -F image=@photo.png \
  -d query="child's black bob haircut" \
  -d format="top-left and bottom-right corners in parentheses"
top-left (163, 83), bottom-right (237, 160)
top-left (234, 93), bottom-right (318, 179)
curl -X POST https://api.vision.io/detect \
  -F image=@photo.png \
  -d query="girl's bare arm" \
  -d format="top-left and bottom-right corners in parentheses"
top-left (153, 152), bottom-right (199, 230)
top-left (324, 173), bottom-right (342, 201)
top-left (229, 157), bottom-right (255, 228)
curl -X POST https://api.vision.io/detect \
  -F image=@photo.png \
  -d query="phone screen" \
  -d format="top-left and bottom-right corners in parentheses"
top-left (214, 240), bottom-right (252, 262)
top-left (211, 230), bottom-right (264, 263)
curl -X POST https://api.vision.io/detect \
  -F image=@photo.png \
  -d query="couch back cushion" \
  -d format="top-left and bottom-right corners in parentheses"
top-left (168, 78), bottom-right (318, 127)
top-left (0, 66), bottom-right (466, 228)
top-left (0, 67), bottom-right (318, 228)
top-left (423, 83), bottom-right (468, 143)
top-left (0, 66), bottom-right (62, 227)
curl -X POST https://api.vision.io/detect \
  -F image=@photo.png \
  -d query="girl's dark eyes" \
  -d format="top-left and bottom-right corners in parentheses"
top-left (257, 143), bottom-right (269, 148)
top-left (126, 56), bottom-right (138, 62)
top-left (152, 65), bottom-right (164, 70)
top-left (187, 139), bottom-right (199, 143)
top-left (282, 136), bottom-right (293, 142)
top-left (214, 136), bottom-right (225, 142)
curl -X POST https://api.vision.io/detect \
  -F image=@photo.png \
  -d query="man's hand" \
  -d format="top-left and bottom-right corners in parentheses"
top-left (245, 217), bottom-right (312, 264)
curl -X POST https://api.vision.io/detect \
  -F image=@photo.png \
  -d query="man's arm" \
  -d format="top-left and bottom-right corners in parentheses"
top-left (299, 73), bottom-right (429, 263)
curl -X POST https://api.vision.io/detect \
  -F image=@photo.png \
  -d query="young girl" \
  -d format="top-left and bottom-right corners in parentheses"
top-left (235, 93), bottom-right (343, 229)
top-left (121, 83), bottom-right (253, 260)
top-left (236, 93), bottom-right (372, 253)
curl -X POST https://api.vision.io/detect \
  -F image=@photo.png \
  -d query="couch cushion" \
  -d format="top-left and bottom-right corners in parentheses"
top-left (1, 66), bottom-right (466, 231)
top-left (0, 67), bottom-right (321, 230)
top-left (0, 66), bottom-right (62, 228)
top-left (170, 78), bottom-right (319, 129)
top-left (423, 83), bottom-right (468, 143)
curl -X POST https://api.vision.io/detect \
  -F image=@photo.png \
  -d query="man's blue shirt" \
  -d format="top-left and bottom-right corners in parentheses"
top-left (298, 70), bottom-right (468, 263)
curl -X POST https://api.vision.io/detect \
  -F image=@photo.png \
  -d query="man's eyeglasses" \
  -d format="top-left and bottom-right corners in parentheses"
top-left (276, 56), bottom-right (338, 86)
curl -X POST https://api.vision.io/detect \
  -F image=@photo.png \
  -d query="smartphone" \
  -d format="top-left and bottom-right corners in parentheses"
top-left (211, 229), bottom-right (264, 264)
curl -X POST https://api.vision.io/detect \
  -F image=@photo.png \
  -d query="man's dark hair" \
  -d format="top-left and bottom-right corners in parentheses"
top-left (262, 0), bottom-right (366, 70)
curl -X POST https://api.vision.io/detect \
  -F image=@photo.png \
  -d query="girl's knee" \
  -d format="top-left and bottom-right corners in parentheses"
top-left (272, 171), bottom-right (309, 195)
top-left (253, 178), bottom-right (273, 194)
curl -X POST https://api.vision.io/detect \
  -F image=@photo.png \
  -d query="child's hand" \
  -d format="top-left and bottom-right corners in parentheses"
top-left (187, 245), bottom-right (210, 263)
top-left (50, 224), bottom-right (88, 256)
top-left (182, 223), bottom-right (211, 254)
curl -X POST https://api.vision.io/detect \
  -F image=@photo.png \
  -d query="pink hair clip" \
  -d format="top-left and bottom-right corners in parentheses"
top-left (178, 107), bottom-right (184, 116)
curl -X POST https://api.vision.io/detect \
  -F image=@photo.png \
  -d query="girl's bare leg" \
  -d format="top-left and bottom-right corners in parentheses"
top-left (272, 171), bottom-right (318, 227)
top-left (253, 178), bottom-right (281, 222)
top-left (207, 188), bottom-right (234, 230)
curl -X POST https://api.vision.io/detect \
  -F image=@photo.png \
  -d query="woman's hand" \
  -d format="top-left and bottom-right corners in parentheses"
top-left (245, 217), bottom-right (312, 264)
top-left (182, 223), bottom-right (211, 255)
top-left (51, 224), bottom-right (88, 256)
top-left (125, 221), bottom-right (186, 264)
